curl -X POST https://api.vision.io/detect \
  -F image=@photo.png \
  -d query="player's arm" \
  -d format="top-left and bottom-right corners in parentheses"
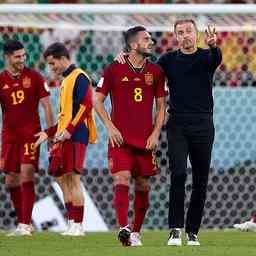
top-left (94, 92), bottom-right (123, 147)
top-left (34, 124), bottom-right (57, 148)
top-left (40, 96), bottom-right (54, 132)
top-left (146, 96), bottom-right (166, 150)
top-left (146, 67), bottom-right (167, 150)
top-left (205, 25), bottom-right (222, 70)
top-left (34, 74), bottom-right (55, 147)
top-left (34, 96), bottom-right (55, 148)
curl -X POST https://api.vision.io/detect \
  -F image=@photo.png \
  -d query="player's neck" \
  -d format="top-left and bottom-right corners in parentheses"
top-left (180, 46), bottom-right (198, 55)
top-left (127, 53), bottom-right (146, 69)
top-left (6, 66), bottom-right (23, 78)
top-left (62, 60), bottom-right (73, 75)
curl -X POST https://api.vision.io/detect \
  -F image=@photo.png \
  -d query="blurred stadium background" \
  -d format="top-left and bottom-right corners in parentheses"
top-left (0, 3), bottom-right (256, 234)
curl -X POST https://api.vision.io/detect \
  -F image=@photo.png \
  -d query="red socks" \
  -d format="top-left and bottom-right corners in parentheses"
top-left (65, 202), bottom-right (72, 220)
top-left (21, 181), bottom-right (35, 224)
top-left (9, 186), bottom-right (22, 223)
top-left (72, 206), bottom-right (84, 223)
top-left (114, 185), bottom-right (129, 227)
top-left (132, 190), bottom-right (149, 233)
top-left (65, 202), bottom-right (84, 223)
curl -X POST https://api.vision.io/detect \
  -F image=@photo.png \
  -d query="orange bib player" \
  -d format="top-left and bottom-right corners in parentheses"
top-left (35, 42), bottom-right (97, 236)
top-left (95, 26), bottom-right (167, 246)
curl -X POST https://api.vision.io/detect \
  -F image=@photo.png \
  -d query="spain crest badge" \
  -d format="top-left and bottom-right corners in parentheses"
top-left (23, 76), bottom-right (31, 88)
top-left (145, 72), bottom-right (153, 85)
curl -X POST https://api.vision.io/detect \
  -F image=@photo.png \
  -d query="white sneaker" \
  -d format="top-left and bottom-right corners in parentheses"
top-left (7, 223), bottom-right (32, 237)
top-left (61, 220), bottom-right (74, 235)
top-left (234, 221), bottom-right (256, 232)
top-left (130, 232), bottom-right (142, 246)
top-left (167, 228), bottom-right (182, 246)
top-left (29, 224), bottom-right (35, 233)
top-left (186, 233), bottom-right (200, 246)
top-left (61, 222), bottom-right (85, 236)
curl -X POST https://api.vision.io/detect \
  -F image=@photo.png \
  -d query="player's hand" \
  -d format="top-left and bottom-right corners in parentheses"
top-left (114, 51), bottom-right (127, 64)
top-left (54, 129), bottom-right (71, 143)
top-left (146, 130), bottom-right (160, 150)
top-left (205, 24), bottom-right (217, 48)
top-left (107, 125), bottom-right (123, 147)
top-left (34, 131), bottom-right (48, 148)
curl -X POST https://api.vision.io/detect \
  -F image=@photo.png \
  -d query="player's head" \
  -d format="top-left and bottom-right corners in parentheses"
top-left (124, 26), bottom-right (154, 58)
top-left (44, 42), bottom-right (70, 76)
top-left (174, 19), bottom-right (198, 52)
top-left (3, 39), bottom-right (26, 72)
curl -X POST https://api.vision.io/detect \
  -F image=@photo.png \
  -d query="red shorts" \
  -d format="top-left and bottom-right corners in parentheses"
top-left (0, 140), bottom-right (39, 173)
top-left (48, 140), bottom-right (86, 177)
top-left (108, 144), bottom-right (158, 177)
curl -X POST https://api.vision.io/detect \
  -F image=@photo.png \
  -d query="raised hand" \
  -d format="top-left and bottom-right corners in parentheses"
top-left (205, 24), bottom-right (217, 47)
top-left (114, 51), bottom-right (127, 64)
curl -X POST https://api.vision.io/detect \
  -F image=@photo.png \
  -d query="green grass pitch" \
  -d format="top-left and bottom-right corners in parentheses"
top-left (0, 230), bottom-right (255, 256)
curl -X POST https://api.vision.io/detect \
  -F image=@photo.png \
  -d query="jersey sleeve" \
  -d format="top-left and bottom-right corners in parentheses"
top-left (35, 71), bottom-right (50, 99)
top-left (154, 66), bottom-right (168, 98)
top-left (95, 65), bottom-right (113, 96)
top-left (205, 46), bottom-right (222, 72)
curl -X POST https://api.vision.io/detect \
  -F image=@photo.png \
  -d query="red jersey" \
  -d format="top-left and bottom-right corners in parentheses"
top-left (96, 60), bottom-right (167, 149)
top-left (0, 67), bottom-right (49, 143)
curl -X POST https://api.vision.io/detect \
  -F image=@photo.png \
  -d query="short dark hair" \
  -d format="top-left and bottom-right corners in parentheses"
top-left (3, 40), bottom-right (24, 55)
top-left (43, 42), bottom-right (70, 60)
top-left (174, 19), bottom-right (197, 32)
top-left (123, 26), bottom-right (147, 51)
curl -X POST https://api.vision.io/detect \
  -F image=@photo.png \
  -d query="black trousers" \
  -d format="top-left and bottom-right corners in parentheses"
top-left (167, 114), bottom-right (214, 234)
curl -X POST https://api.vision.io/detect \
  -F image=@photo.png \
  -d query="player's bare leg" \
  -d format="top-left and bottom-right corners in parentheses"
top-left (113, 171), bottom-right (131, 246)
top-left (130, 176), bottom-right (150, 246)
top-left (70, 174), bottom-right (84, 206)
top-left (56, 174), bottom-right (74, 235)
top-left (56, 174), bottom-right (73, 205)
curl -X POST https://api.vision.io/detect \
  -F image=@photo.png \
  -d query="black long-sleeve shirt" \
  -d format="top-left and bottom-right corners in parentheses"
top-left (157, 47), bottom-right (222, 115)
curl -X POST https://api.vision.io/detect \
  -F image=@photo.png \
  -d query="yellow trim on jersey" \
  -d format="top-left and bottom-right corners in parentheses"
top-left (57, 68), bottom-right (97, 144)
top-left (71, 104), bottom-right (86, 127)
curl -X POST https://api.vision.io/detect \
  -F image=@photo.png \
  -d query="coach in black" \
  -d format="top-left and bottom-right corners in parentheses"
top-left (157, 20), bottom-right (222, 246)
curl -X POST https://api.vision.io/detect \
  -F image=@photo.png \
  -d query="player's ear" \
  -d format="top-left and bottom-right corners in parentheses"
top-left (4, 53), bottom-right (11, 62)
top-left (130, 41), bottom-right (137, 51)
top-left (60, 55), bottom-right (66, 61)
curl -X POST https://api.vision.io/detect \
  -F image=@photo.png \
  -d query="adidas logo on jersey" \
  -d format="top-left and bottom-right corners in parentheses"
top-left (122, 76), bottom-right (129, 82)
top-left (3, 84), bottom-right (9, 89)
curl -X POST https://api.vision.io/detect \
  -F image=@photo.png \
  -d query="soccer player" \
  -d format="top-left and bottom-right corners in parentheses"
top-left (94, 26), bottom-right (167, 246)
top-left (157, 20), bottom-right (222, 246)
top-left (0, 40), bottom-right (54, 236)
top-left (34, 42), bottom-right (97, 236)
